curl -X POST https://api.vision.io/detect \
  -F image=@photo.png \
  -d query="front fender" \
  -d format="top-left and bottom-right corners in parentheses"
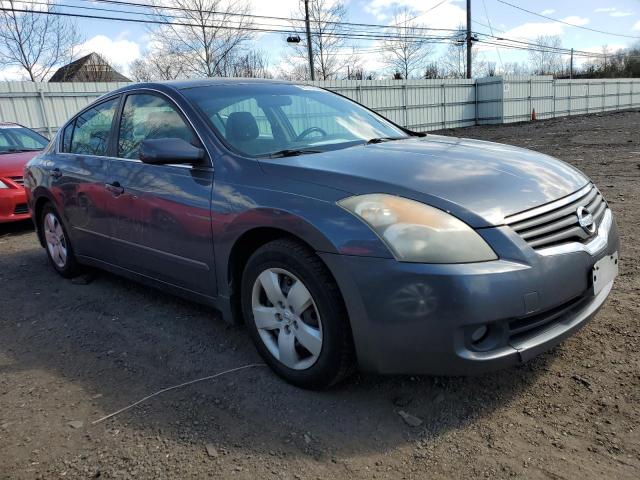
top-left (212, 185), bottom-right (393, 296)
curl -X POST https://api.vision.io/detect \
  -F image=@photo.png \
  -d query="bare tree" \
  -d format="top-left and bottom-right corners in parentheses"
top-left (0, 0), bottom-right (82, 81)
top-left (231, 50), bottom-right (272, 78)
top-left (502, 61), bottom-right (530, 75)
top-left (287, 0), bottom-right (353, 80)
top-left (439, 25), bottom-right (486, 78)
top-left (129, 47), bottom-right (186, 81)
top-left (380, 7), bottom-right (434, 79)
top-left (149, 0), bottom-right (253, 78)
top-left (528, 35), bottom-right (564, 76)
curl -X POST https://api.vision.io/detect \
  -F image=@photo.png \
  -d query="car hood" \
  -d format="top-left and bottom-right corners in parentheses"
top-left (260, 135), bottom-right (588, 227)
top-left (0, 151), bottom-right (41, 177)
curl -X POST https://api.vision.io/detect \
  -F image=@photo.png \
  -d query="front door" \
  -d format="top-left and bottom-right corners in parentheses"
top-left (108, 92), bottom-right (216, 297)
top-left (52, 96), bottom-right (120, 263)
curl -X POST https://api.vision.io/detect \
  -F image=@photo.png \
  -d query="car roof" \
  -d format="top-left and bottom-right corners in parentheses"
top-left (107, 78), bottom-right (301, 97)
top-left (0, 122), bottom-right (20, 128)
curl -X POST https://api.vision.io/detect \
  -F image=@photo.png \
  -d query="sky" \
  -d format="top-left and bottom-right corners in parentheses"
top-left (2, 0), bottom-right (640, 79)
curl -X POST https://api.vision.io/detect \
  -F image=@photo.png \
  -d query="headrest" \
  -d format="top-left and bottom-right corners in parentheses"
top-left (225, 112), bottom-right (259, 142)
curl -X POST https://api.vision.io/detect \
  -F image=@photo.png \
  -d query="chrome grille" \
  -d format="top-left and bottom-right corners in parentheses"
top-left (9, 176), bottom-right (24, 187)
top-left (505, 184), bottom-right (608, 251)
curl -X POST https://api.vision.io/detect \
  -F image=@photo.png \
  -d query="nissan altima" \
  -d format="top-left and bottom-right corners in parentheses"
top-left (24, 79), bottom-right (619, 388)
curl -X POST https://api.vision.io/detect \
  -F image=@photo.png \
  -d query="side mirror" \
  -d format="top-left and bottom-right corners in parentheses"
top-left (139, 138), bottom-right (205, 165)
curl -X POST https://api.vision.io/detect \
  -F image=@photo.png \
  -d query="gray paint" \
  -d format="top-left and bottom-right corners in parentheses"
top-left (24, 79), bottom-right (619, 375)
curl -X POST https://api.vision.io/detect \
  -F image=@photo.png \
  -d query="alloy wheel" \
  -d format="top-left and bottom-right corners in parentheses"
top-left (44, 212), bottom-right (68, 268)
top-left (251, 268), bottom-right (323, 370)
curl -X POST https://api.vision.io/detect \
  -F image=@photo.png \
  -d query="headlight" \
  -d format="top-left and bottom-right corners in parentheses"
top-left (338, 194), bottom-right (497, 263)
top-left (0, 179), bottom-right (8, 189)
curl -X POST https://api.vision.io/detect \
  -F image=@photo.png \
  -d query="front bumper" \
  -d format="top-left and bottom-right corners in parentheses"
top-left (320, 213), bottom-right (620, 375)
top-left (0, 187), bottom-right (29, 223)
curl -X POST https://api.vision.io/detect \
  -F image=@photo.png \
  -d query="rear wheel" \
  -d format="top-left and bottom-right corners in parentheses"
top-left (241, 239), bottom-right (355, 389)
top-left (41, 203), bottom-right (80, 278)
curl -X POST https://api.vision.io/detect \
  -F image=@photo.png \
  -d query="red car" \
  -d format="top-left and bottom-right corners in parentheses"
top-left (0, 123), bottom-right (49, 223)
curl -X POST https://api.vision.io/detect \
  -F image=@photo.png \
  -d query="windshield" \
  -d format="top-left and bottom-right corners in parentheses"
top-left (183, 83), bottom-right (409, 157)
top-left (0, 126), bottom-right (48, 154)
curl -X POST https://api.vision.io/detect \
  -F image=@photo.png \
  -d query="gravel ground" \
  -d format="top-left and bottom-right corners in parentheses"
top-left (1, 110), bottom-right (639, 479)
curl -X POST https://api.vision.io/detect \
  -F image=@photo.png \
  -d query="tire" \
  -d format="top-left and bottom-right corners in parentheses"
top-left (241, 238), bottom-right (356, 389)
top-left (41, 202), bottom-right (81, 278)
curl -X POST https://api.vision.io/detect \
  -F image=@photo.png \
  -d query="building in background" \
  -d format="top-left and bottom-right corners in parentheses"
top-left (49, 53), bottom-right (131, 82)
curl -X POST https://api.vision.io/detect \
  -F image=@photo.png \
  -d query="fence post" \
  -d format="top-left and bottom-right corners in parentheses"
top-left (552, 79), bottom-right (556, 118)
top-left (616, 81), bottom-right (620, 110)
top-left (402, 82), bottom-right (408, 128)
top-left (441, 82), bottom-right (446, 129)
top-left (529, 78), bottom-right (532, 121)
top-left (568, 82), bottom-right (572, 117)
top-left (37, 88), bottom-right (52, 138)
top-left (474, 79), bottom-right (478, 126)
top-left (586, 82), bottom-right (589, 114)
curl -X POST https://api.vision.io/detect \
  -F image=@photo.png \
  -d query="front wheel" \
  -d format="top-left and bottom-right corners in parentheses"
top-left (41, 203), bottom-right (81, 278)
top-left (241, 239), bottom-right (355, 389)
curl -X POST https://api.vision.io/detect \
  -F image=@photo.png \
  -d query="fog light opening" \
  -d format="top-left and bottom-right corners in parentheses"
top-left (470, 325), bottom-right (489, 345)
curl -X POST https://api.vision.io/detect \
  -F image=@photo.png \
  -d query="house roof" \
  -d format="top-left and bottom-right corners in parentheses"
top-left (49, 53), bottom-right (131, 82)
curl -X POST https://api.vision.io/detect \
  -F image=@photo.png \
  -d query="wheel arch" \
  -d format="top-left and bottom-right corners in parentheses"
top-left (222, 208), bottom-right (344, 324)
top-left (32, 190), bottom-right (56, 248)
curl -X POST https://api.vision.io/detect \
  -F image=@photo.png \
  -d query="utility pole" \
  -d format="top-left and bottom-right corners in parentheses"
top-left (466, 0), bottom-right (472, 79)
top-left (304, 0), bottom-right (315, 81)
top-left (570, 48), bottom-right (574, 79)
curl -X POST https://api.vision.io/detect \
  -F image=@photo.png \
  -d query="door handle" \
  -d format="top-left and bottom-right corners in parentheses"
top-left (105, 181), bottom-right (125, 196)
top-left (50, 168), bottom-right (62, 179)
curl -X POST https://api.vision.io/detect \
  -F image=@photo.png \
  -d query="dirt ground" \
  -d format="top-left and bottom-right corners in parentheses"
top-left (1, 110), bottom-right (639, 479)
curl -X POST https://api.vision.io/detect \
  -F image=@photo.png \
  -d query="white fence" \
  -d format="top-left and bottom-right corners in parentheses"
top-left (1, 76), bottom-right (639, 138)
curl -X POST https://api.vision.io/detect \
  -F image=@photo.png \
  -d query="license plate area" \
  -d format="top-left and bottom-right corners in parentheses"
top-left (592, 252), bottom-right (618, 296)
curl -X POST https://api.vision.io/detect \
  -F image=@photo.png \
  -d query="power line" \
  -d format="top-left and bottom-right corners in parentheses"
top-left (497, 0), bottom-right (640, 40)
top-left (0, 4), bottom-right (458, 44)
top-left (481, 0), bottom-right (503, 70)
top-left (80, 0), bottom-right (465, 33)
top-left (3, 1), bottom-right (635, 62)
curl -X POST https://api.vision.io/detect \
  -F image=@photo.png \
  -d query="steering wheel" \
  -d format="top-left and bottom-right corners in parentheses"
top-left (295, 127), bottom-right (328, 141)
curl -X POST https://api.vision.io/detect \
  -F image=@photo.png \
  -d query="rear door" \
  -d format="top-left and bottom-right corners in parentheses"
top-left (51, 96), bottom-right (120, 263)
top-left (108, 91), bottom-right (216, 297)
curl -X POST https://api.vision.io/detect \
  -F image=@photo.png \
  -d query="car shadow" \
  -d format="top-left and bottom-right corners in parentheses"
top-left (0, 237), bottom-right (550, 460)
top-left (0, 219), bottom-right (34, 237)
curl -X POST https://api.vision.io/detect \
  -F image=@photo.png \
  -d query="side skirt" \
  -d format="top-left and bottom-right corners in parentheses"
top-left (76, 255), bottom-right (235, 323)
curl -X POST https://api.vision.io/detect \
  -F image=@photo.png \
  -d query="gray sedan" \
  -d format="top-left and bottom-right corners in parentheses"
top-left (24, 79), bottom-right (619, 388)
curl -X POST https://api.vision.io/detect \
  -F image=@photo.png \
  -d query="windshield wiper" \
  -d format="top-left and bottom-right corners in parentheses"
top-left (365, 136), bottom-right (409, 144)
top-left (0, 148), bottom-right (24, 154)
top-left (257, 148), bottom-right (323, 159)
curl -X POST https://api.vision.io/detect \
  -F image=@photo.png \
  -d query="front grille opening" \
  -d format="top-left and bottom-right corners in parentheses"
top-left (13, 203), bottom-right (29, 215)
top-left (9, 176), bottom-right (24, 187)
top-left (508, 293), bottom-right (590, 342)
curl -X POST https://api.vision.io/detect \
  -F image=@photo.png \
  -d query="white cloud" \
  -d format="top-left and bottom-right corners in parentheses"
top-left (250, 0), bottom-right (297, 21)
top-left (594, 7), bottom-right (634, 17)
top-left (633, 20), bottom-right (640, 31)
top-left (365, 0), bottom-right (467, 30)
top-left (541, 9), bottom-right (555, 15)
top-left (78, 35), bottom-right (142, 74)
top-left (562, 16), bottom-right (590, 26)
top-left (610, 11), bottom-right (634, 17)
top-left (501, 21), bottom-right (565, 39)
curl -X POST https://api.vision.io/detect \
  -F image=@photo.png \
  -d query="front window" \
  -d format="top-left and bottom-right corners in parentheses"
top-left (117, 93), bottom-right (195, 159)
top-left (0, 126), bottom-right (48, 154)
top-left (183, 83), bottom-right (408, 157)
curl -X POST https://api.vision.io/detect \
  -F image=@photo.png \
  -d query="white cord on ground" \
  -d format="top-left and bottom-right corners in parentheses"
top-left (91, 363), bottom-right (267, 425)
